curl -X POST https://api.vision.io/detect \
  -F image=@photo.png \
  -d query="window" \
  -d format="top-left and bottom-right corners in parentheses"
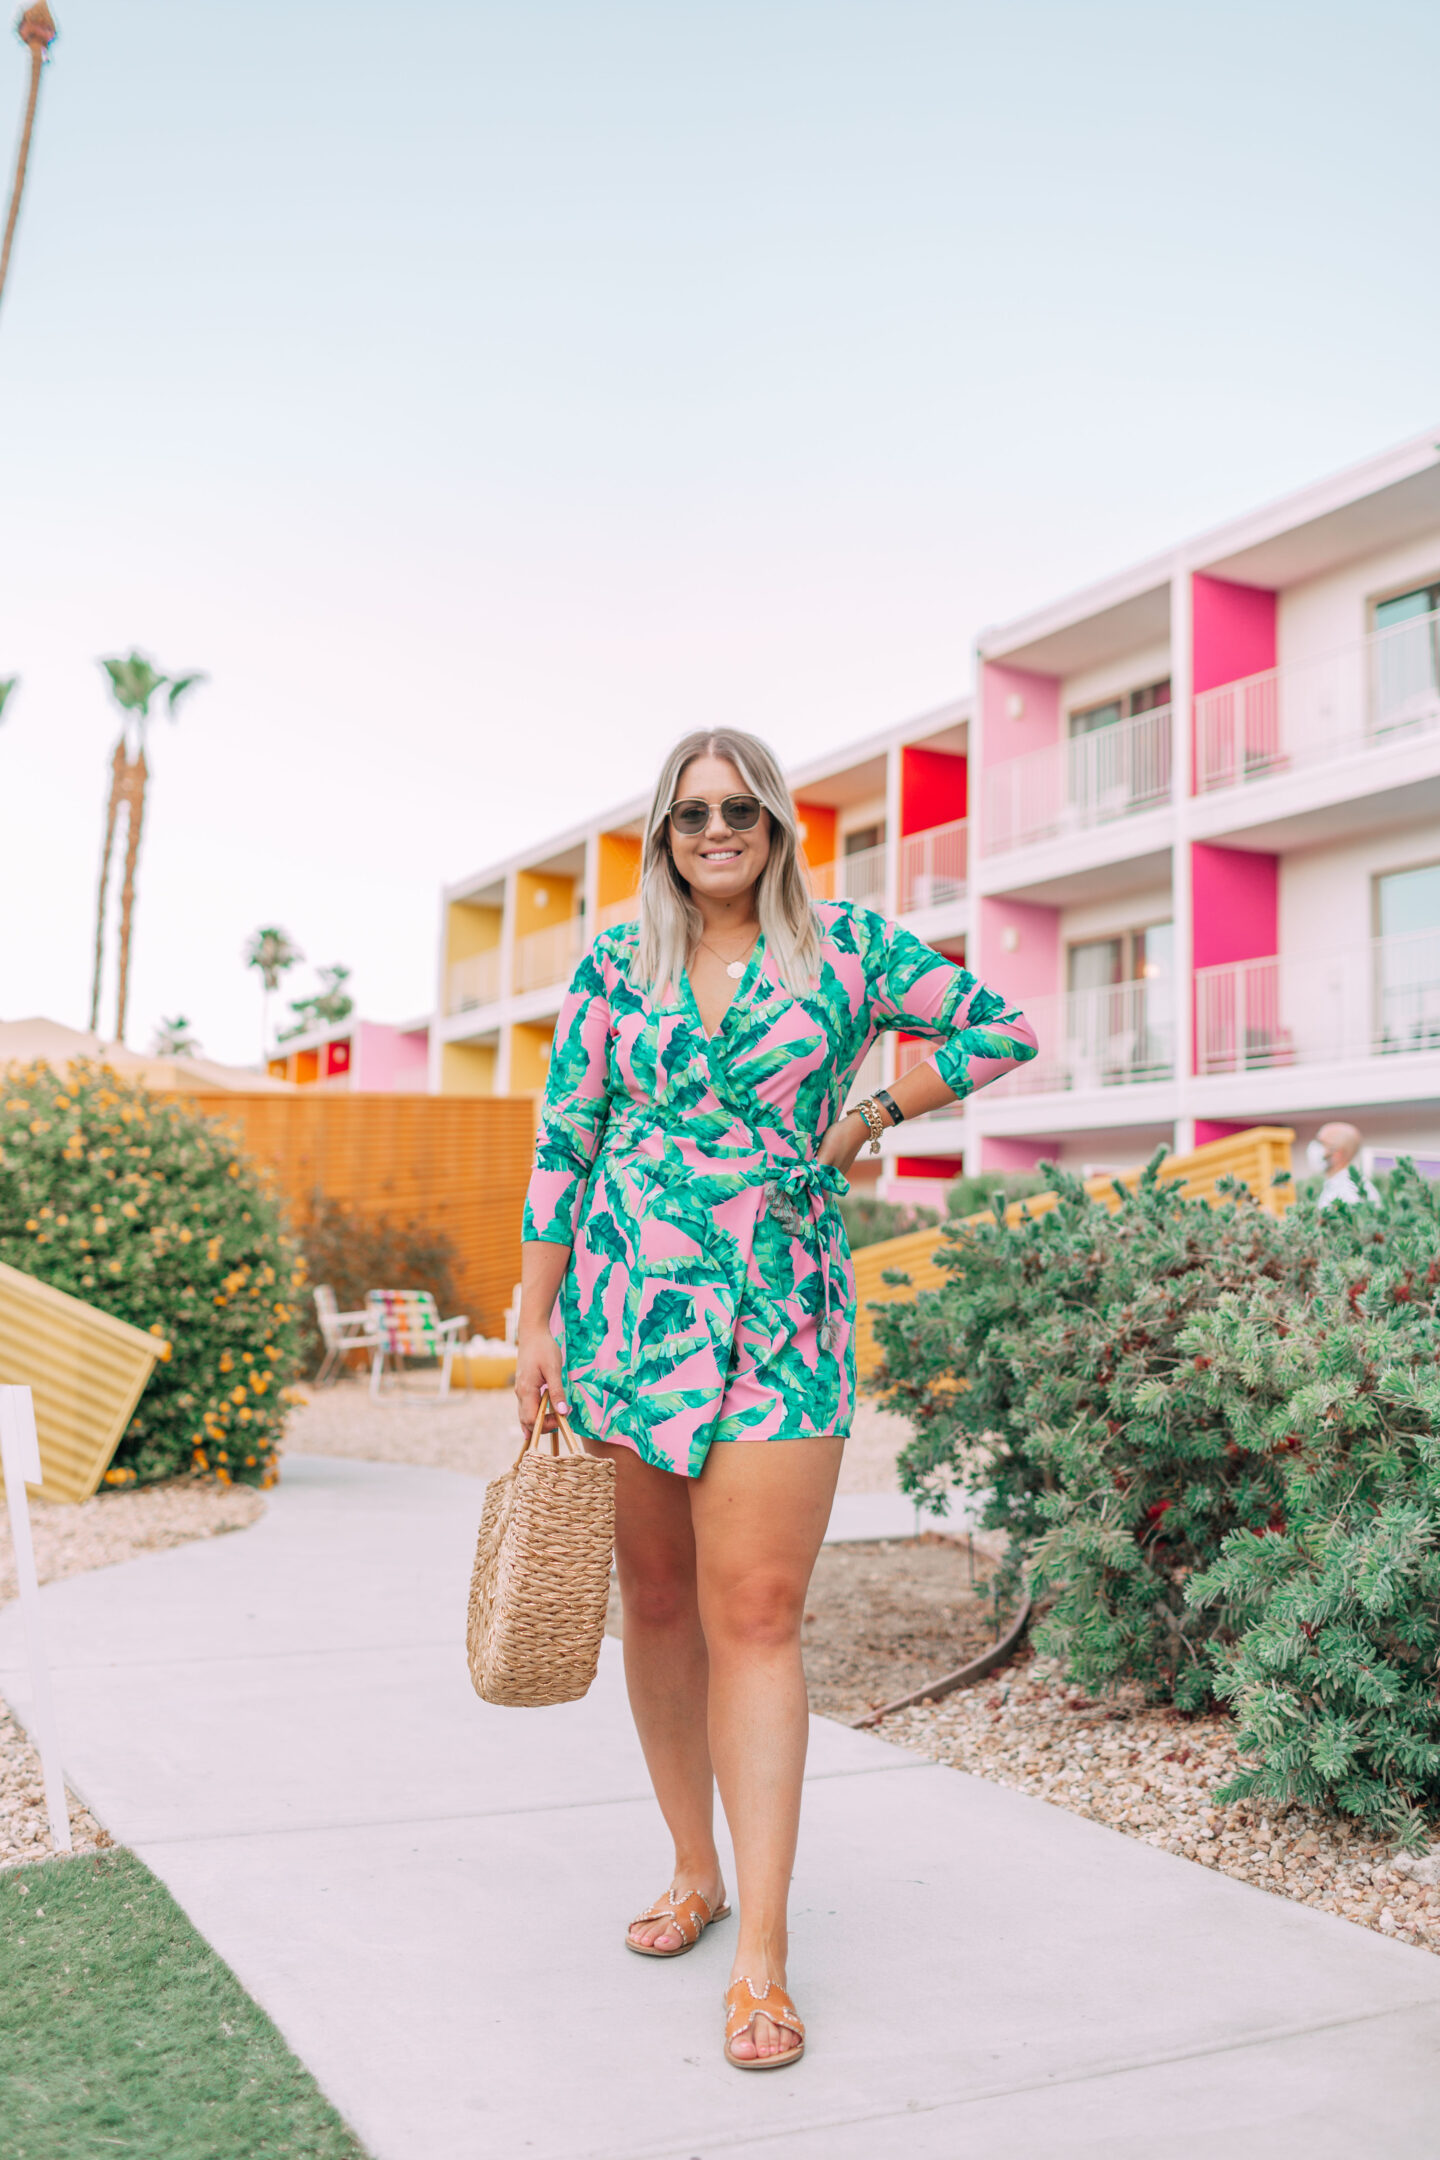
top-left (1374, 864), bottom-right (1440, 1053)
top-left (1372, 582), bottom-right (1440, 732)
top-left (844, 823), bottom-right (884, 856)
top-left (1068, 678), bottom-right (1171, 738)
top-left (1065, 925), bottom-right (1174, 1086)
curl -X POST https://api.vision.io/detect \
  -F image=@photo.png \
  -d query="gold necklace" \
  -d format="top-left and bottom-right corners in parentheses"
top-left (696, 930), bottom-right (759, 980)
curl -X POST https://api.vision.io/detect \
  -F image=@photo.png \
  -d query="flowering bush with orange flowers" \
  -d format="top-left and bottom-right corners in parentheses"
top-left (0, 1062), bottom-right (304, 1487)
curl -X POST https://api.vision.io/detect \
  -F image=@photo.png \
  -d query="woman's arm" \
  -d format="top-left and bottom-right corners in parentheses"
top-left (515, 942), bottom-right (616, 1433)
top-left (818, 915), bottom-right (1038, 1174)
top-left (516, 1240), bottom-right (574, 1432)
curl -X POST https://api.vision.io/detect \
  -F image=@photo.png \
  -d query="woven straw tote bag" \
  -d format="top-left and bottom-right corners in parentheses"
top-left (466, 1391), bottom-right (616, 1707)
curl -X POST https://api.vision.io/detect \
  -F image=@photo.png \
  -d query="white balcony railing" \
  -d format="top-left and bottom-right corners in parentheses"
top-left (983, 706), bottom-right (1173, 855)
top-left (515, 918), bottom-right (584, 994)
top-left (844, 1042), bottom-right (885, 1113)
top-left (1196, 930), bottom-right (1440, 1075)
top-left (447, 947), bottom-right (501, 1014)
top-left (899, 818), bottom-right (968, 914)
top-left (997, 979), bottom-right (1174, 1096)
top-left (895, 1037), bottom-right (964, 1117)
top-left (597, 896), bottom-right (639, 931)
top-left (1194, 611), bottom-right (1440, 795)
top-left (807, 842), bottom-right (888, 907)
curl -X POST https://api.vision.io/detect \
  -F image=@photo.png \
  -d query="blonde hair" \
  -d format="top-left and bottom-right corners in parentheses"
top-left (631, 729), bottom-right (822, 997)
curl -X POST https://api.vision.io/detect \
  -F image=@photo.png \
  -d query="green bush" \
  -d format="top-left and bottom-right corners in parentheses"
top-left (942, 1170), bottom-right (1049, 1220)
top-left (875, 1157), bottom-right (1321, 1707)
top-left (0, 1063), bottom-right (303, 1488)
top-left (1187, 1163), bottom-right (1440, 1842)
top-left (295, 1195), bottom-right (462, 1371)
top-left (836, 1193), bottom-right (939, 1250)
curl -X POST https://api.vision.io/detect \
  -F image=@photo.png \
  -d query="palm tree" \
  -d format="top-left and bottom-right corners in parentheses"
top-left (245, 925), bottom-right (304, 1062)
top-left (0, 5), bottom-right (58, 322)
top-left (280, 963), bottom-right (355, 1041)
top-left (89, 652), bottom-right (207, 1043)
top-left (150, 1014), bottom-right (200, 1058)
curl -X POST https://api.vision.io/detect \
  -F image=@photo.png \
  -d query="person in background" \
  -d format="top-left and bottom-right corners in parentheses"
top-left (1309, 1121), bottom-right (1380, 1209)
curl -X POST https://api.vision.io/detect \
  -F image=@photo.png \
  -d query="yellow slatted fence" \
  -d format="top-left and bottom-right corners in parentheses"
top-left (182, 1093), bottom-right (537, 1342)
top-left (0, 1262), bottom-right (166, 1503)
top-left (852, 1126), bottom-right (1296, 1381)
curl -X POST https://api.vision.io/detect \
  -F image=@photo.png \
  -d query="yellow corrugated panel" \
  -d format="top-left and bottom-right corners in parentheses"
top-left (0, 1262), bottom-right (165, 1504)
top-left (853, 1127), bottom-right (1296, 1379)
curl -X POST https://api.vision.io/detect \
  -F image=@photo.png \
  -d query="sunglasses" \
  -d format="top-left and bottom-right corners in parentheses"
top-left (666, 794), bottom-right (764, 836)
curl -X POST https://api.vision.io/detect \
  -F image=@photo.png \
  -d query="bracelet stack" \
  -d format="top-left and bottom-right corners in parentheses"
top-left (854, 1096), bottom-right (888, 1157)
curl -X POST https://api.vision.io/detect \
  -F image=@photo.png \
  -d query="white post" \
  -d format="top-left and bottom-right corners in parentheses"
top-left (0, 1386), bottom-right (72, 1852)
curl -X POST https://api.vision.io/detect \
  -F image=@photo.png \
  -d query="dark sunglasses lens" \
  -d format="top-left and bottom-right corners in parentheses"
top-left (723, 796), bottom-right (762, 830)
top-left (670, 800), bottom-right (709, 833)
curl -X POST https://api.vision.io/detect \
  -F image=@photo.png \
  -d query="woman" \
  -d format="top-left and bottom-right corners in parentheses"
top-left (515, 728), bottom-right (1036, 2070)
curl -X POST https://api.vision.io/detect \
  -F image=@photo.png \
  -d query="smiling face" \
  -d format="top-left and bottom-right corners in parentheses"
top-left (665, 753), bottom-right (772, 904)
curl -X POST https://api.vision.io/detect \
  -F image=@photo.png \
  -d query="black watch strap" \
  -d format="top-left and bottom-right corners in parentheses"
top-left (874, 1086), bottom-right (904, 1128)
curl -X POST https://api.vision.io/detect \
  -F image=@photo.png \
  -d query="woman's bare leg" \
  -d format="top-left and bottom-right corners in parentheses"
top-left (690, 1437), bottom-right (843, 2059)
top-left (595, 1440), bottom-right (724, 1950)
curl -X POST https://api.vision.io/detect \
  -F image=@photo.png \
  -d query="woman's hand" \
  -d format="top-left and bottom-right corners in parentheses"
top-left (816, 1108), bottom-right (871, 1178)
top-left (515, 1325), bottom-right (569, 1437)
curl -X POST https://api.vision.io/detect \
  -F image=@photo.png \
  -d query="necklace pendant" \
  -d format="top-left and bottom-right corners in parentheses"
top-left (725, 959), bottom-right (745, 978)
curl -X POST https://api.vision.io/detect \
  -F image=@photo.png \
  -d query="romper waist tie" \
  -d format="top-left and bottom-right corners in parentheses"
top-left (758, 1160), bottom-right (849, 1356)
top-left (602, 1108), bottom-right (848, 1357)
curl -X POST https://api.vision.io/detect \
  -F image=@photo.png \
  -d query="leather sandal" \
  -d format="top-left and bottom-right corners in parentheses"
top-left (723, 1976), bottom-right (806, 2070)
top-left (624, 1885), bottom-right (731, 1958)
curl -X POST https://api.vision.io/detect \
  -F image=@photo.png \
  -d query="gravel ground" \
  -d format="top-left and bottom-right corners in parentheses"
top-left (282, 1379), bottom-right (913, 1495)
top-left (879, 1649), bottom-right (1440, 1957)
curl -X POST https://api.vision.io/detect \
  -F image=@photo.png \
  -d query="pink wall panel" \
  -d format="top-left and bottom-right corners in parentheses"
top-left (355, 1023), bottom-right (432, 1091)
top-left (980, 661), bottom-right (1061, 768)
top-left (1194, 1119), bottom-right (1252, 1148)
top-left (1191, 574), bottom-right (1276, 696)
top-left (980, 1134), bottom-right (1051, 1172)
top-left (900, 746), bottom-right (967, 834)
top-left (980, 895), bottom-right (1061, 1003)
top-left (1190, 844), bottom-right (1278, 970)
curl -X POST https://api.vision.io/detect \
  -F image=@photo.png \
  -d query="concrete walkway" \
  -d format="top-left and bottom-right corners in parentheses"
top-left (4, 1454), bottom-right (1440, 2158)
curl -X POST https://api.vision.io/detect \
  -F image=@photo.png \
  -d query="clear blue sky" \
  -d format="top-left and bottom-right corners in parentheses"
top-left (1, 0), bottom-right (1437, 1063)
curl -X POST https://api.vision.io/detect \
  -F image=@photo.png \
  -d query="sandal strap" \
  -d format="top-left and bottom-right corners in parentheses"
top-left (629, 1887), bottom-right (717, 1946)
top-left (724, 1975), bottom-right (805, 2042)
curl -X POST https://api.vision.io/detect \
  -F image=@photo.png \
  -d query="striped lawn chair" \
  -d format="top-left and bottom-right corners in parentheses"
top-left (366, 1289), bottom-right (469, 1400)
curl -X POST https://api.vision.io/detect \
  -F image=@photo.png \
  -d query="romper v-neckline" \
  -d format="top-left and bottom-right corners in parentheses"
top-left (682, 935), bottom-right (766, 1044)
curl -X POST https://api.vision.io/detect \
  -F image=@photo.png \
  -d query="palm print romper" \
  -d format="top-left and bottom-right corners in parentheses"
top-left (522, 898), bottom-right (1038, 1478)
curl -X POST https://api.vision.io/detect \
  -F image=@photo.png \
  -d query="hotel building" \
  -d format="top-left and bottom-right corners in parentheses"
top-left (430, 429), bottom-right (1440, 1203)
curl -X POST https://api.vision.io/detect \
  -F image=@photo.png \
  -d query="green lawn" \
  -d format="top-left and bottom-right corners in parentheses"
top-left (0, 1850), bottom-right (370, 2159)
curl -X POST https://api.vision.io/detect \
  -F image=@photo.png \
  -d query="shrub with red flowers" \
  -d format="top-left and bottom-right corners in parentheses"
top-left (0, 1061), bottom-right (304, 1487)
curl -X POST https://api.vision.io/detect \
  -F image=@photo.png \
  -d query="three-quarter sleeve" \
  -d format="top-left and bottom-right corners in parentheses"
top-left (521, 944), bottom-right (615, 1246)
top-left (864, 911), bottom-right (1038, 1099)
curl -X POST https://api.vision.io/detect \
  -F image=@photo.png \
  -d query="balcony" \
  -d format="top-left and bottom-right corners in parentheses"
top-left (807, 842), bottom-right (888, 907)
top-left (1196, 930), bottom-right (1440, 1075)
top-left (896, 1037), bottom-right (963, 1117)
top-left (597, 896), bottom-right (639, 931)
top-left (1194, 611), bottom-right (1440, 796)
top-left (983, 707), bottom-right (1173, 856)
top-left (447, 948), bottom-right (501, 1015)
top-left (1001, 978), bottom-right (1174, 1096)
top-left (515, 918), bottom-right (584, 994)
top-left (899, 819), bottom-right (968, 915)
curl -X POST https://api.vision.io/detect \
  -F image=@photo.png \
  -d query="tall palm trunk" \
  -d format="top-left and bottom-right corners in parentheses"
top-left (112, 749), bottom-right (148, 1046)
top-left (88, 737), bottom-right (125, 1034)
top-left (0, 5), bottom-right (58, 319)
